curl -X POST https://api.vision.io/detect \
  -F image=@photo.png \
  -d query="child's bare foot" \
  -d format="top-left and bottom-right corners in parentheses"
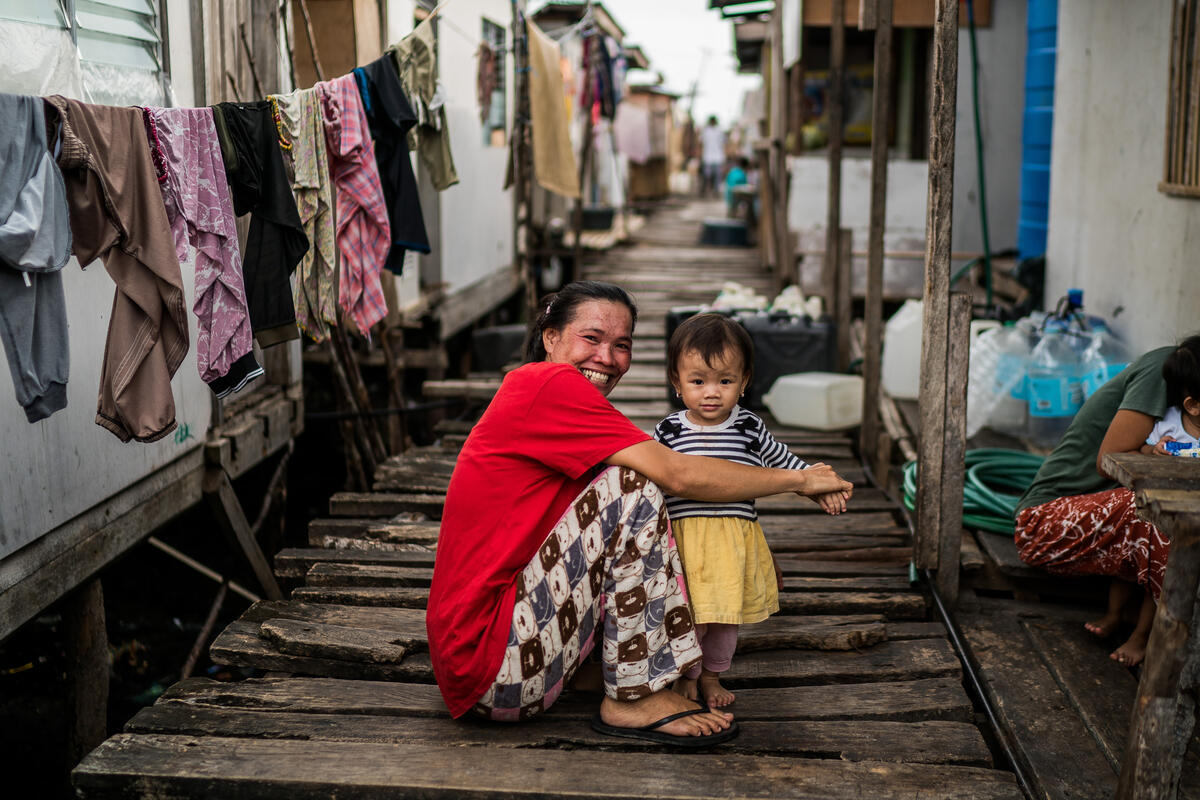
top-left (1084, 613), bottom-right (1120, 638)
top-left (1111, 631), bottom-right (1149, 666)
top-left (698, 670), bottom-right (735, 707)
top-left (674, 677), bottom-right (699, 702)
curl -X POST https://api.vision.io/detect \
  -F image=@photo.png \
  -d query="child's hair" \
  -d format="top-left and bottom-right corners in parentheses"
top-left (1163, 333), bottom-right (1200, 408)
top-left (668, 314), bottom-right (754, 388)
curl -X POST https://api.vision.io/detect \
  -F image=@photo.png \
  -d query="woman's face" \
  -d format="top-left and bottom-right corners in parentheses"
top-left (542, 299), bottom-right (633, 396)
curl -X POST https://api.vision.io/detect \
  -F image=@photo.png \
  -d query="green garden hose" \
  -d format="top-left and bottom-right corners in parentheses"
top-left (901, 448), bottom-right (1044, 535)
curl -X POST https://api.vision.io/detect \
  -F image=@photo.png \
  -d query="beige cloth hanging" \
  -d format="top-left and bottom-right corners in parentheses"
top-left (526, 20), bottom-right (580, 199)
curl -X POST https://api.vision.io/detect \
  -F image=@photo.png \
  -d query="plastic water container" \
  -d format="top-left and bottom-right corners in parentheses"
top-left (882, 300), bottom-right (924, 400)
top-left (1081, 325), bottom-right (1131, 398)
top-left (762, 372), bottom-right (864, 430)
top-left (1026, 320), bottom-right (1088, 447)
top-left (991, 323), bottom-right (1034, 437)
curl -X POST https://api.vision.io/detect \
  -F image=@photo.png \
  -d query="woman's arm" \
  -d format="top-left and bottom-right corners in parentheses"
top-left (605, 440), bottom-right (853, 501)
top-left (1096, 409), bottom-right (1158, 477)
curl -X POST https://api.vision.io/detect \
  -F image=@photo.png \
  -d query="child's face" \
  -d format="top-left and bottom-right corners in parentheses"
top-left (673, 347), bottom-right (749, 426)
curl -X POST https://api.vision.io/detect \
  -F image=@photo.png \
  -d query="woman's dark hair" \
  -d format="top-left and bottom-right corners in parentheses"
top-left (1163, 333), bottom-right (1200, 408)
top-left (667, 313), bottom-right (754, 388)
top-left (523, 281), bottom-right (638, 362)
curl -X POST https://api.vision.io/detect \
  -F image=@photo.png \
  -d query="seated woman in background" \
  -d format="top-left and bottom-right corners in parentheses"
top-left (1014, 334), bottom-right (1200, 666)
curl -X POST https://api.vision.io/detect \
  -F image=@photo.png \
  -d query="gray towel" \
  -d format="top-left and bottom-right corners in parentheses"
top-left (0, 93), bottom-right (71, 422)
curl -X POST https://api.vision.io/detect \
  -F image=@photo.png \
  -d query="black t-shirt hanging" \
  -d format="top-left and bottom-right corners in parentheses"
top-left (355, 54), bottom-right (431, 275)
top-left (212, 101), bottom-right (309, 346)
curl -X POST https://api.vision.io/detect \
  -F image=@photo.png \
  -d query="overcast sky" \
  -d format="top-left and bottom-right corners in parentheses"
top-left (532, 1), bottom-right (763, 126)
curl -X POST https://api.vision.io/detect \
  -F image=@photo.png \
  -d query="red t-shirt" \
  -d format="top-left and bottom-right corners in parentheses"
top-left (427, 362), bottom-right (651, 717)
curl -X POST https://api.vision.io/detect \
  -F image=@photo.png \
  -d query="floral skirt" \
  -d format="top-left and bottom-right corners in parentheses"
top-left (472, 466), bottom-right (703, 721)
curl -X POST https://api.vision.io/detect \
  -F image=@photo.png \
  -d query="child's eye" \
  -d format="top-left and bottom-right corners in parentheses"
top-left (721, 379), bottom-right (735, 385)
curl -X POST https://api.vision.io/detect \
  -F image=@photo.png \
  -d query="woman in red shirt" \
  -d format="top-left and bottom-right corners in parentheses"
top-left (427, 281), bottom-right (853, 745)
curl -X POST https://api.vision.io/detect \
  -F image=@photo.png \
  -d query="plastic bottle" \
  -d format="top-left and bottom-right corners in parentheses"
top-left (1026, 319), bottom-right (1088, 447)
top-left (991, 322), bottom-right (1032, 437)
top-left (1081, 323), bottom-right (1131, 398)
top-left (966, 327), bottom-right (1004, 438)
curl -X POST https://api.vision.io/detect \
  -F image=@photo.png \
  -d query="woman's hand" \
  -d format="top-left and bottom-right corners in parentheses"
top-left (796, 462), bottom-right (854, 500)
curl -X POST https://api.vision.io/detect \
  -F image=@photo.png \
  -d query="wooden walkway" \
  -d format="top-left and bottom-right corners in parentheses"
top-left (72, 201), bottom-right (1023, 799)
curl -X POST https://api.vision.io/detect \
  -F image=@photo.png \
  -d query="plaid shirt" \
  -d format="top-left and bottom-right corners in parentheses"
top-left (318, 74), bottom-right (391, 334)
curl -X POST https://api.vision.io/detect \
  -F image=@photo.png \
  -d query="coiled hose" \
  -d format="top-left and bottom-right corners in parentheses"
top-left (901, 448), bottom-right (1045, 535)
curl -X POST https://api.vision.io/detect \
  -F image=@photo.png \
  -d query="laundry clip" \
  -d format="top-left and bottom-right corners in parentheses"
top-left (22, 272), bottom-right (31, 288)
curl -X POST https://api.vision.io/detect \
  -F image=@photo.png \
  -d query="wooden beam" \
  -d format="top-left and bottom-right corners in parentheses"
top-left (65, 578), bottom-right (108, 764)
top-left (0, 449), bottom-right (206, 645)
top-left (436, 266), bottom-right (523, 340)
top-left (770, 6), bottom-right (791, 284)
top-left (203, 469), bottom-right (285, 601)
top-left (914, 0), bottom-right (958, 571)
top-left (822, 0), bottom-right (845, 322)
top-left (860, 0), bottom-right (893, 474)
top-left (936, 291), bottom-right (970, 605)
top-left (836, 228), bottom-right (853, 371)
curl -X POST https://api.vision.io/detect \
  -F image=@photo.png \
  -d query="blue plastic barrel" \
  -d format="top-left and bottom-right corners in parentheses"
top-left (1018, 0), bottom-right (1058, 260)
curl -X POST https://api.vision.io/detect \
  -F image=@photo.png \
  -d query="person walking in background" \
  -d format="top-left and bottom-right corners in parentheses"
top-left (700, 116), bottom-right (726, 198)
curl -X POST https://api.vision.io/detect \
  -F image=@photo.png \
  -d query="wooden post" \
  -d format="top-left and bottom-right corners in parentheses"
top-left (822, 0), bottom-right (845, 332)
top-left (837, 228), bottom-right (853, 369)
top-left (770, 5), bottom-right (790, 287)
top-left (937, 291), bottom-right (970, 605)
top-left (511, 1), bottom-right (536, 317)
top-left (1117, 520), bottom-right (1200, 799)
top-left (65, 578), bottom-right (107, 764)
top-left (573, 34), bottom-right (597, 277)
top-left (203, 468), bottom-right (284, 600)
top-left (914, 0), bottom-right (958, 571)
top-left (860, 0), bottom-right (893, 470)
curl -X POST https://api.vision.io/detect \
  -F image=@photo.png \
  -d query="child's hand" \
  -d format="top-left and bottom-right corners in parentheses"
top-left (813, 489), bottom-right (850, 515)
top-left (1153, 436), bottom-right (1176, 456)
top-left (771, 552), bottom-right (784, 591)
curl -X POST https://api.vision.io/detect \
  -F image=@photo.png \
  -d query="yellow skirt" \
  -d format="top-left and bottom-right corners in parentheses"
top-left (673, 516), bottom-right (779, 625)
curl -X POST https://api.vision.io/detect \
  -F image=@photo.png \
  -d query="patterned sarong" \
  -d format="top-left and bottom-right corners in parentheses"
top-left (1015, 487), bottom-right (1170, 600)
top-left (473, 467), bottom-right (703, 721)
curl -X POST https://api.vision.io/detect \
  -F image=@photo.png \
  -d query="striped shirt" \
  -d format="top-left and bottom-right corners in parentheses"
top-left (653, 406), bottom-right (808, 521)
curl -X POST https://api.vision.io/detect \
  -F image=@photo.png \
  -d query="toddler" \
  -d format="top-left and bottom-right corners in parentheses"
top-left (1087, 342), bottom-right (1200, 665)
top-left (654, 313), bottom-right (849, 706)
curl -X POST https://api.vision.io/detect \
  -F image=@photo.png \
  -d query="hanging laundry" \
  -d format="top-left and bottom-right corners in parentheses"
top-left (45, 96), bottom-right (189, 443)
top-left (316, 74), bottom-right (390, 336)
top-left (476, 43), bottom-right (497, 124)
top-left (0, 93), bottom-right (71, 423)
top-left (526, 19), bottom-right (580, 199)
top-left (392, 17), bottom-right (459, 191)
top-left (355, 55), bottom-right (431, 273)
top-left (143, 106), bottom-right (261, 398)
top-left (267, 89), bottom-right (338, 343)
top-left (613, 101), bottom-right (652, 164)
top-left (212, 101), bottom-right (309, 347)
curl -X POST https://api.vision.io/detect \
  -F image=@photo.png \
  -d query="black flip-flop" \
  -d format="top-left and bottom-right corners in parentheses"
top-left (590, 703), bottom-right (740, 747)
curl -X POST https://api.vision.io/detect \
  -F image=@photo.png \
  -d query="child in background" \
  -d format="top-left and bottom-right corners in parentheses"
top-left (1087, 343), bottom-right (1200, 665)
top-left (654, 314), bottom-right (849, 706)
top-left (724, 156), bottom-right (749, 216)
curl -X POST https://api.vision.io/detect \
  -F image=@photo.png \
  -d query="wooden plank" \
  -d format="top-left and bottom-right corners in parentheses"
top-left (758, 511), bottom-right (906, 534)
top-left (769, 534), bottom-right (908, 552)
top-left (276, 548), bottom-right (436, 579)
top-left (737, 614), bottom-right (886, 650)
top-left (328, 492), bottom-right (445, 518)
top-left (306, 563), bottom-right (432, 587)
top-left (777, 591), bottom-right (926, 618)
top-left (724, 638), bottom-right (961, 686)
top-left (260, 619), bottom-right (412, 664)
top-left (962, 613), bottom-right (1119, 799)
top-left (1104, 452), bottom-right (1200, 493)
top-left (74, 735), bottom-right (1024, 799)
top-left (823, 0), bottom-right (845, 330)
top-left (209, 619), bottom-right (435, 681)
top-left (157, 674), bottom-right (975, 723)
top-left (291, 586), bottom-right (430, 607)
top-left (123, 706), bottom-right (993, 765)
top-left (771, 557), bottom-right (910, 577)
top-left (914, 0), bottom-right (958, 571)
top-left (758, 487), bottom-right (898, 512)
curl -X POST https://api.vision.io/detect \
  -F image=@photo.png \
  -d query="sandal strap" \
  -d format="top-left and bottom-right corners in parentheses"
top-left (641, 704), bottom-right (708, 731)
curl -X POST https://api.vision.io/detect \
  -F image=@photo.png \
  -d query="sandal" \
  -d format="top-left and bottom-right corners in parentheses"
top-left (590, 703), bottom-right (739, 747)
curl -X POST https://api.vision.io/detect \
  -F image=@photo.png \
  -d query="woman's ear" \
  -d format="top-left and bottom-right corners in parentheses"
top-left (542, 327), bottom-right (559, 359)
